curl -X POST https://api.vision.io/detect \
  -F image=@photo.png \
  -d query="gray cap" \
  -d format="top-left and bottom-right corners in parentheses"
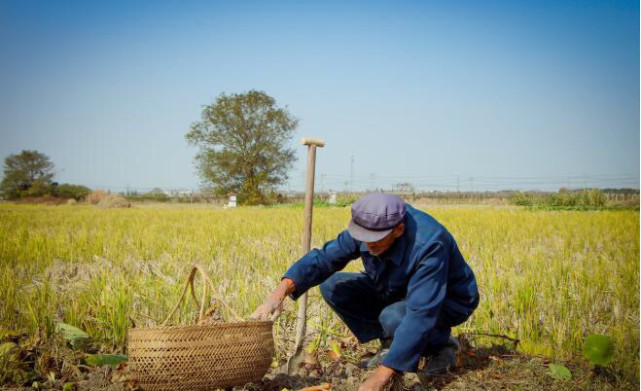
top-left (347, 193), bottom-right (406, 242)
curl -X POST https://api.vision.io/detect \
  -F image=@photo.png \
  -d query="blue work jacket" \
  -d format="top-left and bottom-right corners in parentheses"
top-left (283, 204), bottom-right (480, 372)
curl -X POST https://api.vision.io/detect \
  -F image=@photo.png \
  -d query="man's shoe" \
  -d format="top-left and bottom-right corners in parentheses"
top-left (421, 336), bottom-right (460, 376)
top-left (359, 338), bottom-right (392, 369)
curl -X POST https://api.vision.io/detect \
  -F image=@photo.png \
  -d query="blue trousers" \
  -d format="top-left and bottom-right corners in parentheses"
top-left (319, 272), bottom-right (452, 353)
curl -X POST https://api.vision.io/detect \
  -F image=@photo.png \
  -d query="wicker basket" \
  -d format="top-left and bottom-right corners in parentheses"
top-left (127, 265), bottom-right (274, 391)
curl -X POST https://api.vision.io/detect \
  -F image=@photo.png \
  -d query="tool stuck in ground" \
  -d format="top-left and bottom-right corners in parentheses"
top-left (286, 138), bottom-right (325, 375)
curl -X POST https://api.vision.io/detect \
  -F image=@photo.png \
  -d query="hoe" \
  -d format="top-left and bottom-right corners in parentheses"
top-left (286, 137), bottom-right (325, 374)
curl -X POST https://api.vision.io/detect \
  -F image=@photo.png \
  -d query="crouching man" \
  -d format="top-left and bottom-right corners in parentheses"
top-left (251, 194), bottom-right (480, 391)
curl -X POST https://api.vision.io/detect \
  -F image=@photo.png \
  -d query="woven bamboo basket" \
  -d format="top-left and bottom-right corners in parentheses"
top-left (127, 264), bottom-right (274, 391)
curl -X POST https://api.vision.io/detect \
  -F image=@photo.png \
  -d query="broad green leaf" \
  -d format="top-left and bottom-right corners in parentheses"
top-left (85, 354), bottom-right (128, 367)
top-left (547, 363), bottom-right (572, 380)
top-left (330, 340), bottom-right (341, 357)
top-left (62, 383), bottom-right (75, 391)
top-left (583, 334), bottom-right (614, 366)
top-left (55, 323), bottom-right (89, 349)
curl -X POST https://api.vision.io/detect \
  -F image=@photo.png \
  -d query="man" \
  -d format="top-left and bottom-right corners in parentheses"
top-left (251, 194), bottom-right (479, 391)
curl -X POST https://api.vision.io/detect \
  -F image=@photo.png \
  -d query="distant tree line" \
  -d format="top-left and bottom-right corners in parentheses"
top-left (0, 150), bottom-right (90, 201)
top-left (292, 188), bottom-right (638, 209)
top-left (124, 188), bottom-right (171, 202)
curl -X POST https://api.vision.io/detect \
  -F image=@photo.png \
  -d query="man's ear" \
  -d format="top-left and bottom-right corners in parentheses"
top-left (393, 222), bottom-right (405, 238)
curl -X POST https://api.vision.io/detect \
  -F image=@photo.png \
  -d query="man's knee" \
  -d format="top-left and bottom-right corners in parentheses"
top-left (320, 272), bottom-right (373, 309)
top-left (378, 301), bottom-right (405, 338)
top-left (319, 274), bottom-right (340, 304)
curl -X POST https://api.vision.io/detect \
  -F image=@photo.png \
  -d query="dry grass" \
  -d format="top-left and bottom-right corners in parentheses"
top-left (0, 203), bottom-right (637, 389)
top-left (96, 195), bottom-right (131, 209)
top-left (85, 190), bottom-right (109, 205)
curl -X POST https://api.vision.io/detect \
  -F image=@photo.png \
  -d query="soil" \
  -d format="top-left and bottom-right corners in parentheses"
top-left (237, 343), bottom-right (630, 391)
top-left (2, 339), bottom-right (632, 391)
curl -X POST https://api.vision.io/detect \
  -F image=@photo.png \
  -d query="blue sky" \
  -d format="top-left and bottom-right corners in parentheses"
top-left (0, 0), bottom-right (638, 192)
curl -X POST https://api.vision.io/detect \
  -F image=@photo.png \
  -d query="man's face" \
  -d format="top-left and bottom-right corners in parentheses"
top-left (365, 223), bottom-right (405, 256)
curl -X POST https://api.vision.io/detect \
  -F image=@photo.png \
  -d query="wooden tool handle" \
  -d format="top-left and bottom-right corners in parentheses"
top-left (301, 138), bottom-right (325, 147)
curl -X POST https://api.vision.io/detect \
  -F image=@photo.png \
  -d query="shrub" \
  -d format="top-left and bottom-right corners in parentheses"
top-left (510, 189), bottom-right (608, 209)
top-left (125, 189), bottom-right (170, 202)
top-left (579, 189), bottom-right (606, 207)
top-left (511, 192), bottom-right (534, 206)
top-left (16, 195), bottom-right (66, 205)
top-left (19, 180), bottom-right (51, 199)
top-left (55, 184), bottom-right (91, 201)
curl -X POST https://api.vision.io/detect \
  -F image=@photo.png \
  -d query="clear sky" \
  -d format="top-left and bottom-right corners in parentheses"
top-left (1, 0), bottom-right (638, 192)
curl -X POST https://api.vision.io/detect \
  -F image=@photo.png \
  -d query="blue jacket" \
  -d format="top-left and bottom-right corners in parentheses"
top-left (283, 204), bottom-right (479, 372)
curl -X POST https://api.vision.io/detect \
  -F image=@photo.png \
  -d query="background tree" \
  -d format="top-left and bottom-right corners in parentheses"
top-left (186, 90), bottom-right (298, 205)
top-left (0, 150), bottom-right (55, 199)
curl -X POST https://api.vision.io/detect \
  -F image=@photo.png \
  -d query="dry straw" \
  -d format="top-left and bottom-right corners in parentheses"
top-left (127, 264), bottom-right (274, 391)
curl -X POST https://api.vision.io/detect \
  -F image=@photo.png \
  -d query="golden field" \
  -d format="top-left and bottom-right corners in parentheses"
top-left (0, 203), bottom-right (638, 384)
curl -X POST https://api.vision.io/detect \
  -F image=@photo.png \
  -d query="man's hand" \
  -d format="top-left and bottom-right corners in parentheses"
top-left (359, 365), bottom-right (395, 391)
top-left (250, 278), bottom-right (296, 321)
top-left (250, 294), bottom-right (283, 320)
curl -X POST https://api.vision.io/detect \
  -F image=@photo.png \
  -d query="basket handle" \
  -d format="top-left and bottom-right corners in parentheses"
top-left (162, 264), bottom-right (243, 326)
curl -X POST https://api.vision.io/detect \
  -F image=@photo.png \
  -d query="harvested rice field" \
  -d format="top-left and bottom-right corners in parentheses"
top-left (0, 203), bottom-right (638, 390)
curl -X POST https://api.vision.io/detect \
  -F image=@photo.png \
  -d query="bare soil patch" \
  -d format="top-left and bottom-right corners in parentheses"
top-left (2, 338), bottom-right (631, 391)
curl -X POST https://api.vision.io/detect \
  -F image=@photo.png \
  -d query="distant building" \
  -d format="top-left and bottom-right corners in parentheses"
top-left (228, 193), bottom-right (237, 208)
top-left (329, 190), bottom-right (337, 204)
top-left (173, 189), bottom-right (194, 197)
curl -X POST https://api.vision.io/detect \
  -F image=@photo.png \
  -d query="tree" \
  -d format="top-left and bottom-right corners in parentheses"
top-left (0, 150), bottom-right (55, 199)
top-left (186, 90), bottom-right (298, 205)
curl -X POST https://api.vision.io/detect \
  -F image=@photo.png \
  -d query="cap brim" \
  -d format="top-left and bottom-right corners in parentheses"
top-left (348, 220), bottom-right (393, 242)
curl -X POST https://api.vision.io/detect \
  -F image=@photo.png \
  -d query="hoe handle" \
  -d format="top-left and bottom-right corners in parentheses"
top-left (294, 138), bottom-right (325, 353)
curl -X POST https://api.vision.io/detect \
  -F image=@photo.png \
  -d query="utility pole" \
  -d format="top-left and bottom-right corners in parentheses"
top-left (456, 176), bottom-right (460, 193)
top-left (350, 155), bottom-right (355, 192)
